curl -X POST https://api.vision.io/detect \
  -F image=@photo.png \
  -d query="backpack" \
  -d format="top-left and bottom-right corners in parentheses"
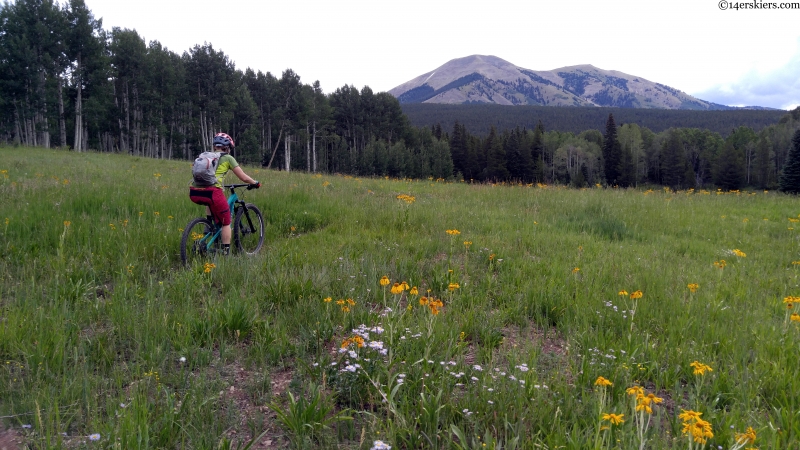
top-left (192, 152), bottom-right (221, 186)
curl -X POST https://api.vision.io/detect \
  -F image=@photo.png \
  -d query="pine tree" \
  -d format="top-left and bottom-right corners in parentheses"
top-left (449, 121), bottom-right (466, 177)
top-left (602, 113), bottom-right (622, 185)
top-left (661, 130), bottom-right (685, 189)
top-left (505, 127), bottom-right (533, 181)
top-left (485, 126), bottom-right (510, 181)
top-left (755, 135), bottom-right (772, 189)
top-left (531, 121), bottom-right (545, 182)
top-left (715, 141), bottom-right (745, 190)
top-left (779, 130), bottom-right (800, 193)
top-left (618, 142), bottom-right (635, 187)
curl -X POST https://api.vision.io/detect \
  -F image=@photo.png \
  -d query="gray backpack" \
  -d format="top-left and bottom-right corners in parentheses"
top-left (192, 152), bottom-right (221, 186)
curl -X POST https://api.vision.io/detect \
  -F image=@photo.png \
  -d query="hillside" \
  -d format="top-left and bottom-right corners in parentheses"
top-left (3, 148), bottom-right (800, 448)
top-left (390, 55), bottom-right (769, 110)
top-left (402, 103), bottom-right (787, 136)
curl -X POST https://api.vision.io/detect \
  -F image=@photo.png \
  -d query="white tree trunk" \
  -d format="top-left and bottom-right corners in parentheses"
top-left (74, 59), bottom-right (83, 152)
top-left (284, 134), bottom-right (291, 171)
top-left (306, 123), bottom-right (311, 172)
top-left (312, 122), bottom-right (317, 173)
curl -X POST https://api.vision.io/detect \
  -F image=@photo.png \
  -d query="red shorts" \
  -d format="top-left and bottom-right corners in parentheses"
top-left (189, 187), bottom-right (231, 226)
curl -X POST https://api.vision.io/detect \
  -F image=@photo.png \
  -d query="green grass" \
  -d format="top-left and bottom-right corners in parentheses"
top-left (2, 148), bottom-right (800, 449)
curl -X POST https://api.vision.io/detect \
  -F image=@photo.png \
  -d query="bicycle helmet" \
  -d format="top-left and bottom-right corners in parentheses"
top-left (213, 132), bottom-right (235, 150)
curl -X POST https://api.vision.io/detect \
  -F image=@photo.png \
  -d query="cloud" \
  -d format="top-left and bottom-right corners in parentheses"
top-left (693, 49), bottom-right (800, 110)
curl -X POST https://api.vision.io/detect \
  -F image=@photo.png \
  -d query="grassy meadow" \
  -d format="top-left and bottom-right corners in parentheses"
top-left (2, 147), bottom-right (800, 449)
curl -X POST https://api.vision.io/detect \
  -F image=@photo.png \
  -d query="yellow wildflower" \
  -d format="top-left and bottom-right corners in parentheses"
top-left (594, 376), bottom-right (613, 387)
top-left (714, 260), bottom-right (727, 269)
top-left (409, 286), bottom-right (419, 296)
top-left (602, 413), bottom-right (625, 425)
top-left (379, 276), bottom-right (390, 286)
top-left (448, 283), bottom-right (460, 291)
top-left (791, 313), bottom-right (800, 322)
top-left (630, 290), bottom-right (643, 299)
top-left (572, 267), bottom-right (580, 274)
top-left (635, 394), bottom-right (653, 414)
top-left (690, 361), bottom-right (713, 376)
top-left (464, 241), bottom-right (472, 248)
top-left (618, 290), bottom-right (628, 296)
top-left (63, 221), bottom-right (71, 227)
top-left (446, 229), bottom-right (461, 235)
top-left (419, 296), bottom-right (429, 306)
top-left (626, 386), bottom-right (644, 396)
top-left (341, 335), bottom-right (365, 348)
top-left (390, 283), bottom-right (403, 295)
top-left (396, 194), bottom-right (415, 204)
top-left (732, 249), bottom-right (747, 257)
top-left (687, 283), bottom-right (699, 293)
top-left (734, 427), bottom-right (756, 445)
top-left (323, 297), bottom-right (332, 303)
top-left (682, 418), bottom-right (714, 444)
top-left (678, 410), bottom-right (703, 422)
top-left (427, 298), bottom-right (443, 315)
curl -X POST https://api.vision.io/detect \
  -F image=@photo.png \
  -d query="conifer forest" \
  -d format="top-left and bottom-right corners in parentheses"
top-left (2, 0), bottom-right (800, 189)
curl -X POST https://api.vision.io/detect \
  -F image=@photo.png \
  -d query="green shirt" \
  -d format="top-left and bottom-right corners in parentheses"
top-left (191, 153), bottom-right (239, 188)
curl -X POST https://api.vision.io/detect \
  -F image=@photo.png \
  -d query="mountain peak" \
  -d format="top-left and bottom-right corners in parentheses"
top-left (390, 56), bottom-right (733, 110)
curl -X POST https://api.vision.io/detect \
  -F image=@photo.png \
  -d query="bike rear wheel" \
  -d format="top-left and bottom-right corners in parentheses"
top-left (181, 218), bottom-right (217, 266)
top-left (234, 203), bottom-right (264, 254)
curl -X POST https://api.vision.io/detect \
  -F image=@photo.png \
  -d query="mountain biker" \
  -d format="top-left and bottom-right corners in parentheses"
top-left (189, 132), bottom-right (260, 255)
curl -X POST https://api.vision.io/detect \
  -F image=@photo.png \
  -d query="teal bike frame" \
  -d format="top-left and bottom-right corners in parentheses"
top-left (196, 184), bottom-right (245, 253)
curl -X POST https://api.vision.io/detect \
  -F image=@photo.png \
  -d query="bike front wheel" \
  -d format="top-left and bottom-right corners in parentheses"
top-left (234, 203), bottom-right (265, 254)
top-left (181, 217), bottom-right (216, 266)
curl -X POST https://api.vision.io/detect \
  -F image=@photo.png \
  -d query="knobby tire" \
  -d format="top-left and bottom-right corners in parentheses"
top-left (180, 217), bottom-right (215, 266)
top-left (234, 203), bottom-right (264, 254)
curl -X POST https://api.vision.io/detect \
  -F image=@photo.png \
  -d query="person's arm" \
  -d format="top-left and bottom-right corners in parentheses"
top-left (231, 166), bottom-right (257, 184)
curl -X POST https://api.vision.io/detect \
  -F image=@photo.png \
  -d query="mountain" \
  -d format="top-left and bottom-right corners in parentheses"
top-left (389, 55), bottom-right (763, 111)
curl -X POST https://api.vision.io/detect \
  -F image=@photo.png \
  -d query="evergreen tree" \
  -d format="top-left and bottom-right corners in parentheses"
top-left (618, 142), bottom-right (636, 187)
top-left (531, 120), bottom-right (545, 182)
top-left (661, 130), bottom-right (685, 189)
top-left (714, 141), bottom-right (745, 190)
top-left (484, 126), bottom-right (510, 181)
top-left (464, 134), bottom-right (481, 181)
top-left (602, 113), bottom-right (622, 185)
top-left (755, 135), bottom-right (772, 189)
top-left (505, 127), bottom-right (533, 181)
top-left (779, 130), bottom-right (800, 193)
top-left (449, 121), bottom-right (467, 177)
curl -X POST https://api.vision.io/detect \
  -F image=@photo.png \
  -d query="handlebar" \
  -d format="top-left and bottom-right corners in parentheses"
top-left (224, 182), bottom-right (260, 191)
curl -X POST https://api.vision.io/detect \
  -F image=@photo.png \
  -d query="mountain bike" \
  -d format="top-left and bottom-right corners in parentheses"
top-left (180, 183), bottom-right (265, 266)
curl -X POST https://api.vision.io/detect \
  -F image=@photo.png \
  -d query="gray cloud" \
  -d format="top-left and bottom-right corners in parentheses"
top-left (692, 51), bottom-right (800, 110)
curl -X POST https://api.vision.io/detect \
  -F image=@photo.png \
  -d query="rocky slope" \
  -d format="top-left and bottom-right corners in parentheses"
top-left (389, 55), bottom-right (745, 110)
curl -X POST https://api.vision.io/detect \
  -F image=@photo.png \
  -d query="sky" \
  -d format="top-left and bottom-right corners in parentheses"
top-left (86, 0), bottom-right (800, 110)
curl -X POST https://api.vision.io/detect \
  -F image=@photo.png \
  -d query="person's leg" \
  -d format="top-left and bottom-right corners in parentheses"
top-left (206, 187), bottom-right (232, 252)
top-left (189, 189), bottom-right (215, 230)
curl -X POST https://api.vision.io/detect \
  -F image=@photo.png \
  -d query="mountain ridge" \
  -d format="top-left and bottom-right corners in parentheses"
top-left (389, 55), bottom-right (773, 111)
